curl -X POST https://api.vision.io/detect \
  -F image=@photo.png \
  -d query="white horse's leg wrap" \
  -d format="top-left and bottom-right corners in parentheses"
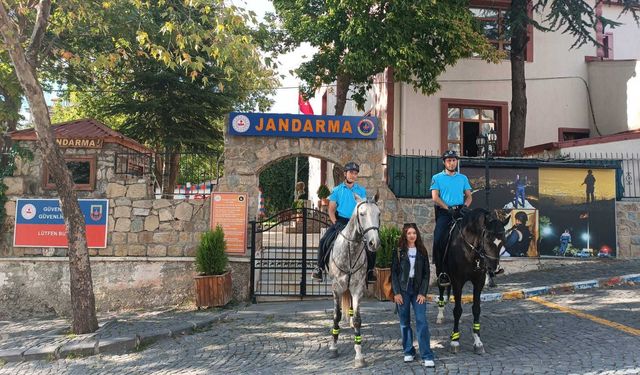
top-left (436, 305), bottom-right (445, 324)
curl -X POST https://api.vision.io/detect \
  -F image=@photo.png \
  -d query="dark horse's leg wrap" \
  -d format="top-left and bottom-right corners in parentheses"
top-left (450, 330), bottom-right (461, 341)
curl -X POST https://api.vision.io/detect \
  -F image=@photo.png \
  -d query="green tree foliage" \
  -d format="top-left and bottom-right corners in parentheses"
top-left (259, 158), bottom-right (309, 216)
top-left (0, 54), bottom-right (22, 133)
top-left (273, 0), bottom-right (499, 114)
top-left (506, 0), bottom-right (639, 156)
top-left (51, 1), bottom-right (278, 144)
top-left (47, 0), bottom-right (279, 195)
top-left (316, 184), bottom-right (330, 200)
top-left (195, 226), bottom-right (228, 276)
top-left (377, 225), bottom-right (401, 268)
top-left (0, 145), bottom-right (32, 228)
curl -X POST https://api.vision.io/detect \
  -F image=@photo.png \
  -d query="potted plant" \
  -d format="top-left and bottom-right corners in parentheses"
top-left (194, 225), bottom-right (232, 308)
top-left (374, 225), bottom-right (401, 301)
top-left (317, 184), bottom-right (331, 207)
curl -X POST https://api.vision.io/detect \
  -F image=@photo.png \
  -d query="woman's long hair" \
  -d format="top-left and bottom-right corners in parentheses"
top-left (398, 223), bottom-right (428, 258)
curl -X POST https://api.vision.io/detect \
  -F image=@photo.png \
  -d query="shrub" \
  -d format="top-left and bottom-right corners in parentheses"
top-left (376, 225), bottom-right (401, 268)
top-left (316, 184), bottom-right (331, 199)
top-left (291, 199), bottom-right (305, 209)
top-left (195, 226), bottom-right (228, 276)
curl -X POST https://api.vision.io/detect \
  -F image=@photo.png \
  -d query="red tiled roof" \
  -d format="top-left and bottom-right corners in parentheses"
top-left (524, 129), bottom-right (640, 155)
top-left (10, 118), bottom-right (152, 153)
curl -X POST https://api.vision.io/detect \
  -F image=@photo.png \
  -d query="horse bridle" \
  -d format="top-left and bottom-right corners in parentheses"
top-left (339, 201), bottom-right (380, 245)
top-left (456, 221), bottom-right (501, 272)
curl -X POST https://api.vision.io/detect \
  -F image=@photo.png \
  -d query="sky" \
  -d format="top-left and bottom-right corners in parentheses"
top-left (230, 0), bottom-right (317, 114)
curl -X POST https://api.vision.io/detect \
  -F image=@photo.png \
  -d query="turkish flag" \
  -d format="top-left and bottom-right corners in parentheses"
top-left (298, 93), bottom-right (314, 115)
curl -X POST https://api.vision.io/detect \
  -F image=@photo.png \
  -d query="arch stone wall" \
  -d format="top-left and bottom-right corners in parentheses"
top-left (216, 130), bottom-right (399, 226)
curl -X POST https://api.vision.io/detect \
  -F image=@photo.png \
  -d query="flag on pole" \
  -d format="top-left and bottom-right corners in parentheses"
top-left (298, 92), bottom-right (314, 115)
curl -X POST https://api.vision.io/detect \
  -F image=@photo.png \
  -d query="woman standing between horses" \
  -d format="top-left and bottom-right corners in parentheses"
top-left (391, 223), bottom-right (435, 368)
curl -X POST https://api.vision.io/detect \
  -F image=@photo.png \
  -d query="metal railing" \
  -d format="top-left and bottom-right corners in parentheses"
top-left (386, 152), bottom-right (639, 200)
top-left (563, 152), bottom-right (640, 199)
top-left (115, 151), bottom-right (223, 199)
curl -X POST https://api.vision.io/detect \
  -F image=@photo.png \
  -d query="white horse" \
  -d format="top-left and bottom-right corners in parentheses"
top-left (327, 194), bottom-right (380, 368)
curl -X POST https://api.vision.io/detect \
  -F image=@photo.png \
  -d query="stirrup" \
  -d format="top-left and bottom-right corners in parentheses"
top-left (494, 266), bottom-right (505, 275)
top-left (366, 270), bottom-right (377, 283)
top-left (437, 273), bottom-right (451, 287)
top-left (311, 268), bottom-right (323, 281)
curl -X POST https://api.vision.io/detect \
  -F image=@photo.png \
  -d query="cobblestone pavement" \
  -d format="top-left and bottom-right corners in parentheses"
top-left (1, 285), bottom-right (638, 374)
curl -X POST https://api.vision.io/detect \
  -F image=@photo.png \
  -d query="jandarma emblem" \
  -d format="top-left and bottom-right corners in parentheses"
top-left (357, 118), bottom-right (375, 137)
top-left (232, 115), bottom-right (250, 133)
top-left (90, 205), bottom-right (103, 221)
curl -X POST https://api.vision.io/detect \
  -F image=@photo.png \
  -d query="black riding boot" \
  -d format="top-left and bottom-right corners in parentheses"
top-left (366, 250), bottom-right (377, 283)
top-left (312, 241), bottom-right (326, 281)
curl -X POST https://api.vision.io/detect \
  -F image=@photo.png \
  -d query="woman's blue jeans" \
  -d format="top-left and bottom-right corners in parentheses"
top-left (397, 279), bottom-right (434, 360)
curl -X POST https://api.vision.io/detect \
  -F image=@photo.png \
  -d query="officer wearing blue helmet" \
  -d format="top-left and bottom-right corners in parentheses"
top-left (430, 150), bottom-right (472, 287)
top-left (312, 161), bottom-right (376, 282)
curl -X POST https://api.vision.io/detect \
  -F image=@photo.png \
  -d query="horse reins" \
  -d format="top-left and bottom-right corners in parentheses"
top-left (448, 217), bottom-right (500, 272)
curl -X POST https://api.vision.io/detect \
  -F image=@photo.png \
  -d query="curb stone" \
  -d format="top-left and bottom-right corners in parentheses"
top-left (97, 336), bottom-right (138, 355)
top-left (0, 311), bottom-right (232, 363)
top-left (425, 273), bottom-right (639, 303)
top-left (58, 339), bottom-right (98, 358)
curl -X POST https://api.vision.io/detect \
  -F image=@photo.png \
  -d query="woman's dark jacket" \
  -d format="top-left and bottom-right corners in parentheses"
top-left (391, 247), bottom-right (430, 296)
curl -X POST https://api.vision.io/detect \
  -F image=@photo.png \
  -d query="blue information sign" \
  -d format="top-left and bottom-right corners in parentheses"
top-left (14, 199), bottom-right (109, 248)
top-left (228, 112), bottom-right (378, 139)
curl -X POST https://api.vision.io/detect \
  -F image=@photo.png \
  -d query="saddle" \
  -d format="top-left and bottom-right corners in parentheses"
top-left (321, 222), bottom-right (347, 271)
top-left (443, 207), bottom-right (469, 257)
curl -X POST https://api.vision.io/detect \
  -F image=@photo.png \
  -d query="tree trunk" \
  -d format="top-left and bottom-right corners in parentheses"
top-left (334, 73), bottom-right (351, 116)
top-left (161, 147), bottom-right (181, 198)
top-left (0, 2), bottom-right (98, 334)
top-left (508, 0), bottom-right (529, 156)
top-left (167, 150), bottom-right (181, 198)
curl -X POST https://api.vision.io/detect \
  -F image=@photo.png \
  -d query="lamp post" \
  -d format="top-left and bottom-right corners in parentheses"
top-left (476, 129), bottom-right (498, 208)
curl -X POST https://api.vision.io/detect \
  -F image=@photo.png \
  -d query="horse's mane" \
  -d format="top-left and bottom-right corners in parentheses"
top-left (459, 208), bottom-right (488, 235)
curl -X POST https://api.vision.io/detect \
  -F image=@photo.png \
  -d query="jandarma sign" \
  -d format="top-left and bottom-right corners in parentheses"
top-left (228, 112), bottom-right (378, 140)
top-left (56, 138), bottom-right (104, 148)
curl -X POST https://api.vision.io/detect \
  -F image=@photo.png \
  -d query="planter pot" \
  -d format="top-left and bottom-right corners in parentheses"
top-left (195, 271), bottom-right (232, 308)
top-left (374, 267), bottom-right (392, 301)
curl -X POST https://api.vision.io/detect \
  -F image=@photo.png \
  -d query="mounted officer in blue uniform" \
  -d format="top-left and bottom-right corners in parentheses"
top-left (312, 161), bottom-right (377, 283)
top-left (430, 150), bottom-right (472, 287)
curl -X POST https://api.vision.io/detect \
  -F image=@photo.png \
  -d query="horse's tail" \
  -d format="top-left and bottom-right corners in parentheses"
top-left (341, 290), bottom-right (352, 323)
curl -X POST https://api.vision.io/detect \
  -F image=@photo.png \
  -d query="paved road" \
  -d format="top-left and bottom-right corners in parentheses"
top-left (2, 286), bottom-right (638, 374)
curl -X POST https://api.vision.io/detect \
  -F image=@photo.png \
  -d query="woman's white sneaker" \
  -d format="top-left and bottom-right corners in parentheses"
top-left (424, 359), bottom-right (435, 367)
top-left (403, 355), bottom-right (414, 362)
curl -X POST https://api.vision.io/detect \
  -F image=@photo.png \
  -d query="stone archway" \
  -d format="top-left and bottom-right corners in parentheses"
top-left (216, 134), bottom-right (395, 223)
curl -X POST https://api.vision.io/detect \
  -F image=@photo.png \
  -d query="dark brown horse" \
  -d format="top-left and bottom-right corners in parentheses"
top-left (435, 208), bottom-right (508, 354)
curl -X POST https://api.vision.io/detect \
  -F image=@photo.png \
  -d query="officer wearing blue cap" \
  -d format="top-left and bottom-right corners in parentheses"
top-left (312, 161), bottom-right (376, 282)
top-left (430, 150), bottom-right (472, 287)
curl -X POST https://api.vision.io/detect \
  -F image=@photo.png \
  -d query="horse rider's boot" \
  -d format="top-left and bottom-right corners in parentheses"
top-left (311, 267), bottom-right (323, 281)
top-left (366, 251), bottom-right (377, 283)
top-left (495, 266), bottom-right (505, 275)
top-left (437, 272), bottom-right (451, 287)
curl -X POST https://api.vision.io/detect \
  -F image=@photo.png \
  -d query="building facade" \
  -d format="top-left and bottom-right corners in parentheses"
top-left (370, 1), bottom-right (640, 157)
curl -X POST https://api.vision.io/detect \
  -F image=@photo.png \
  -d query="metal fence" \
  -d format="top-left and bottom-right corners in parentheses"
top-left (386, 152), bottom-right (639, 200)
top-left (563, 152), bottom-right (640, 199)
top-left (115, 151), bottom-right (222, 199)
